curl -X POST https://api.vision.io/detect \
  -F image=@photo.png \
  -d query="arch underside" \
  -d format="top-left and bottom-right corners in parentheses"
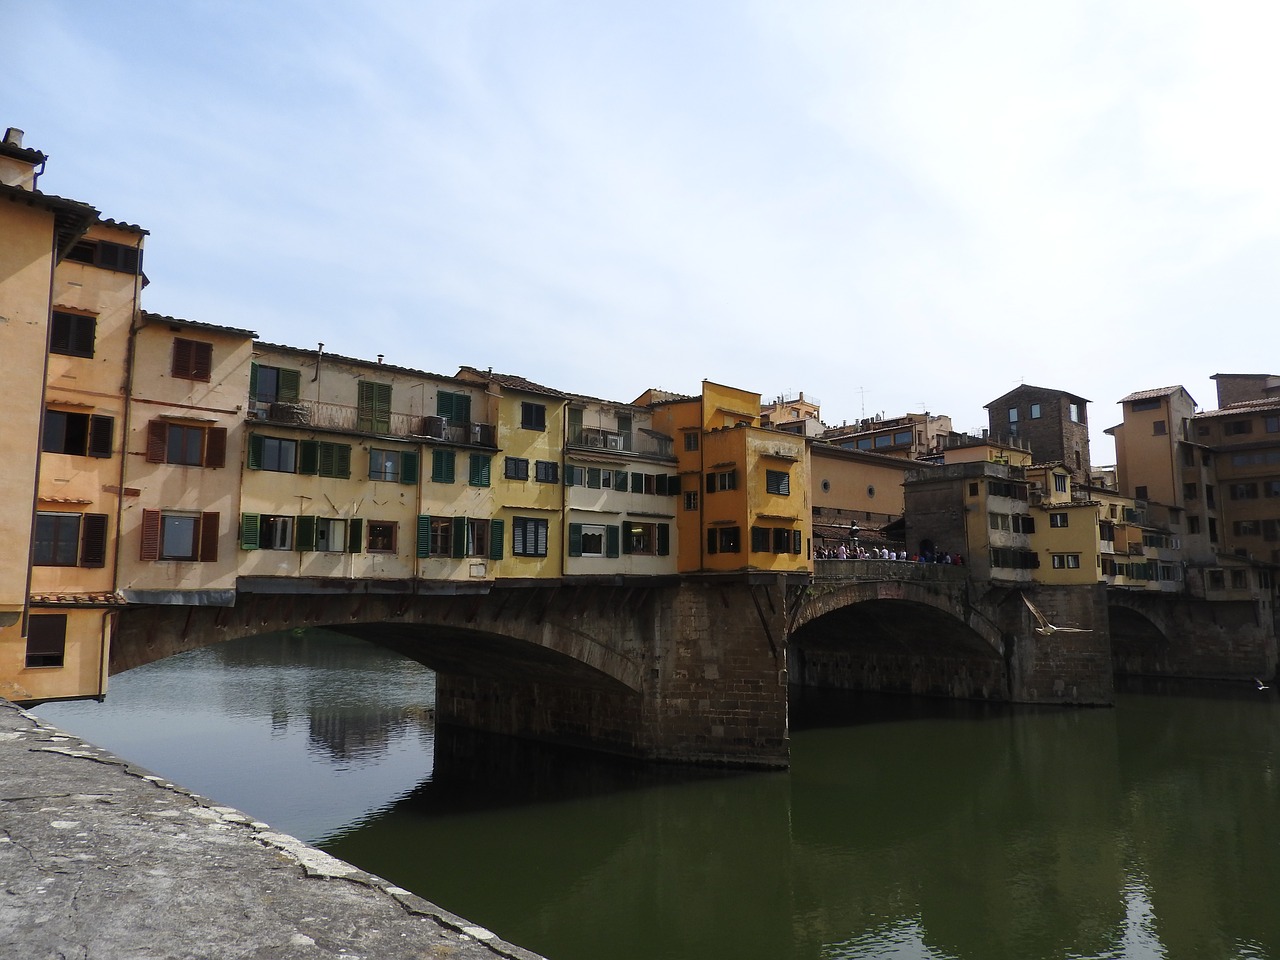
top-left (790, 597), bottom-right (1009, 701)
top-left (1108, 603), bottom-right (1172, 676)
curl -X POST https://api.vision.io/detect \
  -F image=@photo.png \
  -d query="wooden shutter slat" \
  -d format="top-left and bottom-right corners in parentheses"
top-left (296, 515), bottom-right (317, 552)
top-left (199, 512), bottom-right (219, 562)
top-left (278, 368), bottom-right (301, 403)
top-left (88, 415), bottom-right (113, 458)
top-left (146, 420), bottom-right (167, 463)
top-left (240, 513), bottom-right (260, 550)
top-left (205, 427), bottom-right (227, 468)
top-left (451, 517), bottom-right (466, 558)
top-left (416, 515), bottom-right (432, 558)
top-left (488, 519), bottom-right (504, 560)
top-left (568, 523), bottom-right (582, 557)
top-left (80, 513), bottom-right (108, 567)
top-left (348, 518), bottom-right (363, 553)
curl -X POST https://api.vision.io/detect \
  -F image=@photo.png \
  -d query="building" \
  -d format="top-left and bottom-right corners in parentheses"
top-left (760, 392), bottom-right (825, 438)
top-left (808, 443), bottom-right (913, 552)
top-left (986, 384), bottom-right (1091, 481)
top-left (821, 411), bottom-right (953, 460)
top-left (648, 382), bottom-right (810, 573)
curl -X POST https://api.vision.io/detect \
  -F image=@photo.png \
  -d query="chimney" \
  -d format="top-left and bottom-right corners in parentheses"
top-left (3, 128), bottom-right (23, 147)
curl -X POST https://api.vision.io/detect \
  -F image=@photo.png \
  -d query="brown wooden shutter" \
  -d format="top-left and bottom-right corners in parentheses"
top-left (172, 338), bottom-right (193, 378)
top-left (88, 415), bottom-right (114, 458)
top-left (198, 512), bottom-right (220, 562)
top-left (146, 420), bottom-right (167, 462)
top-left (192, 342), bottom-right (213, 381)
top-left (140, 509), bottom-right (161, 560)
top-left (80, 513), bottom-right (109, 567)
top-left (204, 427), bottom-right (227, 468)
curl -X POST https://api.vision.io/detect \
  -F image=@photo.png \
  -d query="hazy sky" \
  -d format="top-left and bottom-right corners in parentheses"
top-left (9, 2), bottom-right (1278, 461)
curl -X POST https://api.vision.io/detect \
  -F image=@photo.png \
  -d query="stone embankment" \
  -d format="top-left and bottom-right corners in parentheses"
top-left (0, 699), bottom-right (544, 960)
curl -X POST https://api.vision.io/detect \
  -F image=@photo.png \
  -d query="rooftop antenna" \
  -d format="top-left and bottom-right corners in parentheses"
top-left (856, 386), bottom-right (866, 420)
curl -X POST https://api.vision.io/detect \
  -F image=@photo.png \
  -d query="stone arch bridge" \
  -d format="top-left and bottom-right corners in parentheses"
top-left (110, 562), bottom-right (1273, 767)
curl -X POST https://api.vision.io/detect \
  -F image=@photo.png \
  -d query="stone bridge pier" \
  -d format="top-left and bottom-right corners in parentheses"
top-left (111, 574), bottom-right (798, 769)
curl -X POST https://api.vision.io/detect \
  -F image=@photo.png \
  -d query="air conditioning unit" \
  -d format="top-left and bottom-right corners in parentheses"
top-left (587, 435), bottom-right (603, 447)
top-left (422, 416), bottom-right (447, 439)
top-left (247, 408), bottom-right (267, 421)
top-left (605, 435), bottom-right (622, 450)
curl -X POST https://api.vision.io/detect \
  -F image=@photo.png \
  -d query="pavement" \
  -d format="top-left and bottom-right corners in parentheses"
top-left (0, 698), bottom-right (546, 960)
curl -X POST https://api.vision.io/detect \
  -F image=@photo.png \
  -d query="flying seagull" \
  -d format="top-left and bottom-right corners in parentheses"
top-left (1022, 595), bottom-right (1092, 636)
top-left (1256, 678), bottom-right (1270, 691)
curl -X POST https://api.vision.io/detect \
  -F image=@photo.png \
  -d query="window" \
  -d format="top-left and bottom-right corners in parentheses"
top-left (33, 513), bottom-right (107, 568)
top-left (1266, 416), bottom-right (1279, 434)
top-left (50, 311), bottom-right (96, 358)
top-left (874, 434), bottom-right (893, 448)
top-left (1230, 483), bottom-right (1259, 500)
top-left (171, 338), bottom-right (213, 381)
top-left (1265, 481), bottom-right (1280, 498)
top-left (431, 449), bottom-right (456, 483)
top-left (1153, 420), bottom-right (1166, 436)
top-left (248, 435), bottom-right (297, 473)
top-left (140, 510), bottom-right (219, 562)
top-left (535, 460), bottom-right (558, 483)
top-left (1183, 482), bottom-right (1198, 500)
top-left (505, 457), bottom-right (529, 480)
top-left (436, 390), bottom-right (472, 424)
top-left (513, 517), bottom-right (549, 557)
top-left (43, 410), bottom-right (114, 458)
top-left (238, 514), bottom-right (295, 550)
top-left (1049, 513), bottom-right (1069, 528)
top-left (1208, 569), bottom-right (1225, 590)
top-left (1069, 403), bottom-right (1083, 423)
top-left (566, 465), bottom-right (586, 487)
top-left (1188, 516), bottom-right (1201, 535)
top-left (250, 363), bottom-right (301, 403)
top-left (1225, 420), bottom-right (1253, 436)
top-left (1135, 486), bottom-right (1148, 501)
top-left (465, 519), bottom-right (489, 557)
top-left (1051, 554), bottom-right (1081, 569)
top-left (893, 431), bottom-right (913, 445)
top-left (751, 526), bottom-right (770, 552)
top-left (1231, 569), bottom-right (1249, 589)
top-left (261, 515), bottom-right (294, 550)
top-left (1234, 520), bottom-right (1261, 537)
top-left (614, 470), bottom-right (628, 492)
top-left (707, 526), bottom-right (740, 554)
top-left (765, 470), bottom-right (791, 496)
top-left (706, 469), bottom-right (737, 493)
top-left (314, 518), bottom-right (347, 553)
top-left (426, 517), bottom-right (452, 557)
top-left (856, 438), bottom-right (873, 450)
top-left (684, 432), bottom-right (699, 451)
top-left (622, 521), bottom-right (668, 556)
top-left (521, 402), bottom-right (546, 431)
top-left (145, 421), bottom-right (227, 468)
top-left (368, 448), bottom-right (418, 483)
top-left (33, 513), bottom-right (81, 566)
top-left (26, 615), bottom-right (67, 668)
top-left (989, 513), bottom-right (1011, 532)
top-left (569, 523), bottom-right (614, 558)
top-left (357, 381), bottom-right (392, 433)
top-left (1008, 407), bottom-right (1019, 423)
top-left (469, 454), bottom-right (491, 487)
top-left (64, 238), bottom-right (142, 274)
top-left (1030, 403), bottom-right (1041, 419)
top-left (367, 521), bottom-right (397, 553)
top-left (772, 528), bottom-right (792, 554)
top-left (684, 491), bottom-right (699, 511)
top-left (1054, 474), bottom-right (1068, 493)
top-left (298, 440), bottom-right (352, 478)
top-left (587, 467), bottom-right (602, 489)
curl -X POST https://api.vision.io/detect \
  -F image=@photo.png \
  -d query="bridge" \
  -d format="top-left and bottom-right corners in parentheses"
top-left (109, 562), bottom-right (1274, 768)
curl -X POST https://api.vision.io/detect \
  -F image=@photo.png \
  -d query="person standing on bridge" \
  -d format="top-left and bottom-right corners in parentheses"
top-left (837, 543), bottom-right (848, 559)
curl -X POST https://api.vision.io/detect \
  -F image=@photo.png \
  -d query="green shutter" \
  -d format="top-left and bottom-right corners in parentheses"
top-left (249, 362), bottom-right (259, 399)
top-left (621, 523), bottom-right (632, 555)
top-left (401, 451), bottom-right (419, 484)
top-left (587, 467), bottom-right (601, 489)
top-left (632, 472), bottom-right (643, 493)
top-left (657, 523), bottom-right (670, 556)
top-left (333, 444), bottom-right (351, 479)
top-left (240, 513), bottom-right (261, 550)
top-left (489, 519), bottom-right (504, 560)
top-left (358, 381), bottom-right (392, 432)
top-left (247, 433), bottom-right (264, 470)
top-left (569, 523), bottom-right (583, 557)
top-left (606, 525), bottom-right (620, 558)
top-left (451, 516), bottom-right (466, 558)
top-left (278, 368), bottom-right (301, 403)
top-left (432, 450), bottom-right (455, 483)
top-left (614, 470), bottom-right (627, 492)
top-left (565, 467), bottom-right (576, 487)
top-left (707, 529), bottom-right (717, 554)
top-left (296, 516), bottom-right (317, 552)
top-left (469, 454), bottom-right (490, 487)
top-left (348, 518), bottom-right (364, 553)
top-left (655, 474), bottom-right (667, 496)
top-left (437, 390), bottom-right (455, 421)
top-left (416, 515), bottom-right (432, 558)
top-left (299, 440), bottom-right (319, 475)
top-left (457, 393), bottom-right (472, 424)
top-left (792, 529), bottom-right (802, 554)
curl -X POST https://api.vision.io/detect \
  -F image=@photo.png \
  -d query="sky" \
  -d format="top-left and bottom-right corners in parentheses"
top-left (7, 1), bottom-right (1279, 463)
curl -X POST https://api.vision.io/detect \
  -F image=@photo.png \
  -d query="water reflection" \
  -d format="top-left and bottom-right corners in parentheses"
top-left (32, 631), bottom-right (1280, 960)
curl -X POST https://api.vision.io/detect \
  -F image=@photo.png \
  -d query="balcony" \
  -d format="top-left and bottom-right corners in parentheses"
top-left (569, 426), bottom-right (674, 459)
top-left (249, 401), bottom-right (495, 446)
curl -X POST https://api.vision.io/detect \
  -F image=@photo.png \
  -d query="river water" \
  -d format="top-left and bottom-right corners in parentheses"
top-left (33, 629), bottom-right (1280, 960)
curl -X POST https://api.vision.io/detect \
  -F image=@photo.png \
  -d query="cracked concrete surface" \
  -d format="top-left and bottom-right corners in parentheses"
top-left (0, 699), bottom-right (546, 960)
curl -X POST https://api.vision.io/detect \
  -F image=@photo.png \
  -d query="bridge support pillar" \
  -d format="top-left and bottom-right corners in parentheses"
top-left (1007, 584), bottom-right (1114, 705)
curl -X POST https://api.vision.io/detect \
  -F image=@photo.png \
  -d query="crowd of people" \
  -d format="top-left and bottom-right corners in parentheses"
top-left (816, 544), bottom-right (964, 565)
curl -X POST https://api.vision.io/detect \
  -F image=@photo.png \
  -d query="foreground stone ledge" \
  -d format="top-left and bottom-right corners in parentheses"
top-left (0, 698), bottom-right (545, 960)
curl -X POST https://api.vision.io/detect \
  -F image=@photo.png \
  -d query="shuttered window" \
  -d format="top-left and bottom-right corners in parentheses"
top-left (432, 450), bottom-right (456, 483)
top-left (468, 454), bottom-right (491, 487)
top-left (171, 338), bottom-right (213, 381)
top-left (26, 615), bottom-right (67, 668)
top-left (145, 421), bottom-right (226, 467)
top-left (50, 312), bottom-right (96, 358)
top-left (437, 390), bottom-right (472, 424)
top-left (141, 509), bottom-right (219, 561)
top-left (357, 381), bottom-right (392, 433)
top-left (80, 513), bottom-right (109, 567)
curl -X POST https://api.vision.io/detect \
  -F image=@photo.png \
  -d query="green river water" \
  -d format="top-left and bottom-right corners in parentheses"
top-left (33, 629), bottom-right (1280, 960)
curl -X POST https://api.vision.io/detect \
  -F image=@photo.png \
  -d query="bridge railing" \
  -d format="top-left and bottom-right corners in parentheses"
top-left (813, 558), bottom-right (970, 583)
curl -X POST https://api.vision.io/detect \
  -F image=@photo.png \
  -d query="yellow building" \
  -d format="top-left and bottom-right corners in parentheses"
top-left (240, 345), bottom-right (498, 587)
top-left (809, 443), bottom-right (912, 552)
top-left (117, 313), bottom-right (255, 605)
top-left (456, 368), bottom-right (566, 580)
top-left (648, 381), bottom-right (810, 574)
top-left (0, 127), bottom-right (122, 703)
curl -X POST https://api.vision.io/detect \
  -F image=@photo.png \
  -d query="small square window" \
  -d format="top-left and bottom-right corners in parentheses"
top-left (367, 521), bottom-right (397, 553)
top-left (521, 402), bottom-right (547, 431)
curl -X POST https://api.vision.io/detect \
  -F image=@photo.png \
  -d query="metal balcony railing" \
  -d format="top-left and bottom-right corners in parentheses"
top-left (250, 401), bottom-right (495, 446)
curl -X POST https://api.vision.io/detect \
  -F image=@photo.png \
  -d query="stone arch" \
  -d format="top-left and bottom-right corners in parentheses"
top-left (1107, 597), bottom-right (1174, 677)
